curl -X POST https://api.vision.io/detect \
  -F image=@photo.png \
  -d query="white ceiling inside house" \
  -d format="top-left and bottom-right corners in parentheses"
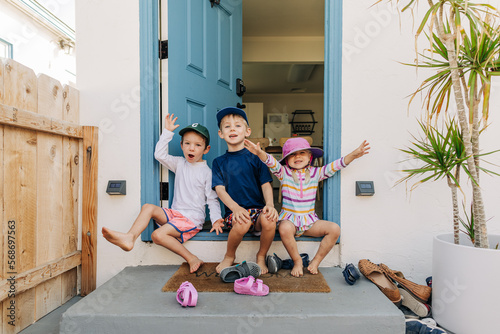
top-left (243, 0), bottom-right (324, 37)
top-left (242, 0), bottom-right (325, 95)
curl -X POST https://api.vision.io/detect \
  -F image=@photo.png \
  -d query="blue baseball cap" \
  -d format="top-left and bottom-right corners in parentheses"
top-left (216, 107), bottom-right (249, 128)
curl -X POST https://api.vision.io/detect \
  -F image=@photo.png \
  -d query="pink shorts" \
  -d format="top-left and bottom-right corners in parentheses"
top-left (155, 208), bottom-right (200, 243)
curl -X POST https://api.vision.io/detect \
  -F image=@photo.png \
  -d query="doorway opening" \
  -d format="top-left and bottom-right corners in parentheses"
top-left (242, 0), bottom-right (325, 218)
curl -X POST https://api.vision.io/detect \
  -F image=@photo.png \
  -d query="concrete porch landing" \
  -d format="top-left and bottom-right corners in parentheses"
top-left (60, 265), bottom-right (405, 334)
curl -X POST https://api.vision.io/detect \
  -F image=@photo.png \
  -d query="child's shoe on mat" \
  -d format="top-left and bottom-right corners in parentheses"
top-left (220, 261), bottom-right (261, 283)
top-left (281, 253), bottom-right (309, 269)
top-left (405, 319), bottom-right (446, 334)
top-left (266, 253), bottom-right (283, 274)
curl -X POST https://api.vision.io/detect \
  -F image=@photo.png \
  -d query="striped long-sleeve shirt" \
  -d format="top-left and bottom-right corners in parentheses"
top-left (264, 153), bottom-right (346, 216)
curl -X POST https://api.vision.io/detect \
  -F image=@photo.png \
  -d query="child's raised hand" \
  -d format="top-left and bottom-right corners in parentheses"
top-left (344, 140), bottom-right (370, 165)
top-left (164, 113), bottom-right (179, 132)
top-left (210, 218), bottom-right (224, 235)
top-left (244, 139), bottom-right (267, 161)
top-left (352, 140), bottom-right (370, 159)
top-left (244, 139), bottom-right (261, 155)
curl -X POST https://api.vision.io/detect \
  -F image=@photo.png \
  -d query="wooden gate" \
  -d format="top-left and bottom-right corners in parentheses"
top-left (0, 58), bottom-right (97, 333)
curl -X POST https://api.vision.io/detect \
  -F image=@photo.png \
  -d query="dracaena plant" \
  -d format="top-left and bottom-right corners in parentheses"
top-left (381, 0), bottom-right (500, 248)
top-left (459, 202), bottom-right (475, 244)
top-left (398, 119), bottom-right (498, 244)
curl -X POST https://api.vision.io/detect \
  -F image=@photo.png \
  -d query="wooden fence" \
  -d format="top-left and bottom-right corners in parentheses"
top-left (0, 58), bottom-right (98, 333)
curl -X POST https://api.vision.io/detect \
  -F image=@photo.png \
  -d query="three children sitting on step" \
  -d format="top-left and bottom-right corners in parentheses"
top-left (103, 107), bottom-right (370, 277)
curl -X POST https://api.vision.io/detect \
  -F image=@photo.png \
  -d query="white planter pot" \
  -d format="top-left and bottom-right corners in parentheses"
top-left (432, 233), bottom-right (500, 334)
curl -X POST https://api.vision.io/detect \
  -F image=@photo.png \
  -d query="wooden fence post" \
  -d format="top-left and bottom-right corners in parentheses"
top-left (81, 126), bottom-right (98, 296)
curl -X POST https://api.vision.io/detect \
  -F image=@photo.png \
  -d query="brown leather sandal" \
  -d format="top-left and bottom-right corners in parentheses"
top-left (358, 259), bottom-right (401, 304)
top-left (379, 263), bottom-right (432, 303)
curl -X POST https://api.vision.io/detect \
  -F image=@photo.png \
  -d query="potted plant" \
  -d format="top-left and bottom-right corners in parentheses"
top-left (381, 0), bottom-right (500, 332)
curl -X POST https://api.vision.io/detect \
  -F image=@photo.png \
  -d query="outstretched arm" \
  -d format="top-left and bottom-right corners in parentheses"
top-left (344, 140), bottom-right (370, 165)
top-left (318, 140), bottom-right (371, 181)
top-left (244, 139), bottom-right (267, 162)
top-left (245, 139), bottom-right (284, 180)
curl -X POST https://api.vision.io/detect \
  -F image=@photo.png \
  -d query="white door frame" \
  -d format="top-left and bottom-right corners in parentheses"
top-left (138, 0), bottom-right (344, 240)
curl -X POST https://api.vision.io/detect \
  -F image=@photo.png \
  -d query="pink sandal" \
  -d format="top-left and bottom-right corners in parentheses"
top-left (176, 281), bottom-right (198, 307)
top-left (234, 276), bottom-right (269, 296)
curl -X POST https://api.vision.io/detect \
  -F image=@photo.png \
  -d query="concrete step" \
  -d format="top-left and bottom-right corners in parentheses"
top-left (19, 296), bottom-right (82, 334)
top-left (60, 265), bottom-right (405, 334)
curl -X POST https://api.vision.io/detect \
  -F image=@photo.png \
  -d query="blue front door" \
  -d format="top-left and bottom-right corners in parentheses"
top-left (167, 0), bottom-right (242, 166)
top-left (141, 0), bottom-right (242, 241)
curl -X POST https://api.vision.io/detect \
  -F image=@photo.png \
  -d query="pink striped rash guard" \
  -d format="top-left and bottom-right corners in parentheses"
top-left (264, 153), bottom-right (346, 219)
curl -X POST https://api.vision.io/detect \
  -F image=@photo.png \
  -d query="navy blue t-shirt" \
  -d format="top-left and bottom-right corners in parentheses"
top-left (212, 148), bottom-right (273, 218)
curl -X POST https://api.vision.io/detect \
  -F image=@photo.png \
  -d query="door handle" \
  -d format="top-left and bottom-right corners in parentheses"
top-left (236, 78), bottom-right (246, 97)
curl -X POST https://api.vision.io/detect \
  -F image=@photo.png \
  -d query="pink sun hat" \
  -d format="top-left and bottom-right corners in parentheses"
top-left (279, 137), bottom-right (323, 165)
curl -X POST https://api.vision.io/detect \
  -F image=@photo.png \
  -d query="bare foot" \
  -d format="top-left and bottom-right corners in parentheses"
top-left (256, 255), bottom-right (268, 275)
top-left (216, 256), bottom-right (235, 273)
top-left (187, 257), bottom-right (204, 273)
top-left (307, 258), bottom-right (321, 275)
top-left (102, 227), bottom-right (135, 251)
top-left (290, 261), bottom-right (304, 277)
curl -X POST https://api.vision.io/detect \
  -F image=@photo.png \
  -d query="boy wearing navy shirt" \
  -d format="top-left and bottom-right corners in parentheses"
top-left (212, 107), bottom-right (278, 274)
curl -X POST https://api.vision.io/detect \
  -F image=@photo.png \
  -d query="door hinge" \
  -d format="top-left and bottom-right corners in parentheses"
top-left (236, 78), bottom-right (246, 97)
top-left (160, 182), bottom-right (169, 201)
top-left (159, 40), bottom-right (168, 59)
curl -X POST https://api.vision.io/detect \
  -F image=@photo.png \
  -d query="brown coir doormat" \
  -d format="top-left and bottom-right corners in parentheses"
top-left (162, 262), bottom-right (330, 293)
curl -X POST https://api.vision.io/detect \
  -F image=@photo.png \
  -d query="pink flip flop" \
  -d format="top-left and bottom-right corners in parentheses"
top-left (234, 276), bottom-right (269, 296)
top-left (176, 281), bottom-right (198, 307)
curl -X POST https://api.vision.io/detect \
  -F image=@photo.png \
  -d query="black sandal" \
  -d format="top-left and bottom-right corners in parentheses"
top-left (219, 261), bottom-right (261, 283)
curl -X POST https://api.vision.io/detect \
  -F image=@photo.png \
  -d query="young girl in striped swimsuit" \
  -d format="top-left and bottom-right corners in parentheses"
top-left (245, 137), bottom-right (370, 277)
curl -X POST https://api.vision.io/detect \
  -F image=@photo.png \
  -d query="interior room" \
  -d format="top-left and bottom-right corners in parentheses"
top-left (242, 0), bottom-right (325, 214)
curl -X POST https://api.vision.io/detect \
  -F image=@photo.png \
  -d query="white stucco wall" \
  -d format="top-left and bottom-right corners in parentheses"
top-left (76, 0), bottom-right (146, 286)
top-left (341, 0), bottom-right (500, 283)
top-left (76, 0), bottom-right (500, 287)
